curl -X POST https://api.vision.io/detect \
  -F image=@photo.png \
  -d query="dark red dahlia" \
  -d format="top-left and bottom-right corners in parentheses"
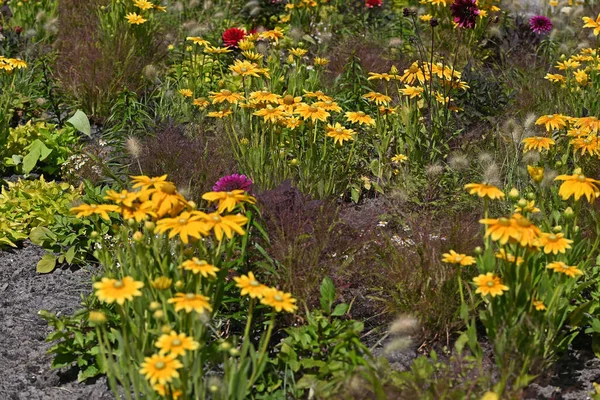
top-left (529, 15), bottom-right (552, 34)
top-left (222, 27), bottom-right (246, 48)
top-left (365, 0), bottom-right (382, 8)
top-left (450, 0), bottom-right (480, 29)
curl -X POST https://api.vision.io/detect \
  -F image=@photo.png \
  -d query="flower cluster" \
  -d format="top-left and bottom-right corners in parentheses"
top-left (125, 0), bottom-right (166, 25)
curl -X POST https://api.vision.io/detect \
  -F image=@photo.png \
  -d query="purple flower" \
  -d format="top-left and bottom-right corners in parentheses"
top-left (450, 0), bottom-right (480, 29)
top-left (213, 174), bottom-right (253, 192)
top-left (529, 15), bottom-right (553, 35)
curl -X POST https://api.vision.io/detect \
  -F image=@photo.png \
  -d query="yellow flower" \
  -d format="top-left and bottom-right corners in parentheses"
top-left (193, 98), bottom-right (210, 109)
top-left (121, 201), bottom-right (157, 222)
top-left (125, 12), bottom-right (147, 25)
top-left (202, 190), bottom-right (256, 213)
top-left (302, 90), bottom-right (333, 102)
top-left (522, 136), bottom-right (555, 152)
top-left (464, 183), bottom-right (504, 200)
top-left (7, 58), bottom-right (27, 69)
top-left (536, 232), bottom-right (573, 254)
top-left (207, 110), bottom-right (233, 118)
top-left (155, 331), bottom-right (200, 356)
top-left (325, 123), bottom-right (355, 145)
top-left (313, 100), bottom-right (342, 112)
top-left (260, 287), bottom-right (298, 312)
top-left (555, 171), bottom-right (600, 202)
top-left (282, 117), bottom-right (302, 129)
top-left (104, 189), bottom-right (138, 207)
top-left (148, 183), bottom-right (189, 217)
top-left (234, 272), bottom-right (268, 298)
top-left (429, 0), bottom-right (447, 6)
top-left (152, 384), bottom-right (182, 399)
top-left (134, 0), bottom-right (154, 10)
top-left (400, 62), bottom-right (426, 85)
top-left (535, 114), bottom-right (567, 131)
top-left (139, 353), bottom-right (183, 385)
top-left (473, 273), bottom-right (509, 297)
top-left (71, 203), bottom-right (120, 220)
top-left (229, 59), bottom-right (262, 77)
top-left (155, 211), bottom-right (210, 244)
top-left (180, 258), bottom-right (219, 278)
top-left (295, 104), bottom-right (330, 122)
top-left (556, 60), bottom-right (580, 70)
top-left (314, 57), bottom-right (329, 66)
top-left (512, 213), bottom-right (542, 247)
top-left (238, 39), bottom-right (255, 51)
top-left (278, 94), bottom-right (303, 112)
top-left (363, 92), bottom-right (391, 105)
top-left (514, 199), bottom-right (540, 214)
top-left (242, 50), bottom-right (263, 61)
top-left (441, 250), bottom-right (476, 266)
top-left (168, 293), bottom-right (213, 313)
top-left (88, 311), bottom-right (107, 324)
top-left (345, 111), bottom-right (375, 126)
top-left (186, 36), bottom-right (210, 46)
top-left (495, 249), bottom-right (524, 266)
top-left (204, 46), bottom-right (233, 54)
top-left (546, 261), bottom-right (583, 278)
top-left (289, 47), bottom-right (308, 57)
top-left (93, 276), bottom-right (144, 305)
top-left (209, 89), bottom-right (245, 104)
top-left (131, 174), bottom-right (169, 190)
top-left (570, 135), bottom-right (600, 156)
top-left (583, 14), bottom-right (600, 36)
top-left (249, 90), bottom-right (281, 104)
top-left (420, 14), bottom-right (433, 22)
top-left (527, 165), bottom-right (545, 183)
top-left (201, 212), bottom-right (248, 241)
top-left (392, 154), bottom-right (407, 164)
top-left (259, 27), bottom-right (284, 44)
top-left (178, 89), bottom-right (193, 97)
top-left (400, 85), bottom-right (424, 99)
top-left (151, 276), bottom-right (173, 290)
top-left (574, 69), bottom-right (589, 85)
top-left (544, 73), bottom-right (565, 83)
top-left (533, 300), bottom-right (546, 311)
top-left (479, 217), bottom-right (518, 245)
top-left (253, 106), bottom-right (285, 123)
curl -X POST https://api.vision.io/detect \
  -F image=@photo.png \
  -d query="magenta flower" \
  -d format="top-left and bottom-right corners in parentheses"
top-left (450, 0), bottom-right (480, 29)
top-left (213, 174), bottom-right (253, 192)
top-left (529, 15), bottom-right (553, 34)
top-left (365, 0), bottom-right (383, 8)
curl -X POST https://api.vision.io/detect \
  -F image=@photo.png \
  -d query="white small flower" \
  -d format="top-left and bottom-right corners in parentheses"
top-left (377, 221), bottom-right (388, 227)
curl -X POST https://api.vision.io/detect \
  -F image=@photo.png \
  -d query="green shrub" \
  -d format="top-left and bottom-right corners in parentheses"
top-left (2, 121), bottom-right (79, 176)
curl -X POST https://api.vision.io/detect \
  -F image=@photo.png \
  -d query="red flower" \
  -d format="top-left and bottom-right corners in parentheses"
top-left (222, 27), bottom-right (246, 48)
top-left (450, 0), bottom-right (480, 29)
top-left (365, 0), bottom-right (382, 8)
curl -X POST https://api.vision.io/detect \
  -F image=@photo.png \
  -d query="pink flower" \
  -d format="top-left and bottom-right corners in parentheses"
top-left (213, 174), bottom-right (253, 192)
top-left (450, 0), bottom-right (480, 29)
top-left (529, 15), bottom-right (552, 34)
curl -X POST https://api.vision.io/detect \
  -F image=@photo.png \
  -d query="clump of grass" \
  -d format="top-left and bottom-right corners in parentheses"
top-left (135, 123), bottom-right (237, 201)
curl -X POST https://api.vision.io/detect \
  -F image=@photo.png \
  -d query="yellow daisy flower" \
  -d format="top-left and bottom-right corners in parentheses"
top-left (93, 276), bottom-right (144, 305)
top-left (139, 353), bottom-right (183, 385)
top-left (473, 273), bottom-right (509, 297)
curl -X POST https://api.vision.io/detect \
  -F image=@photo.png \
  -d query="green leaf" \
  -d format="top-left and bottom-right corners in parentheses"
top-left (320, 277), bottom-right (335, 314)
top-left (331, 303), bottom-right (349, 317)
top-left (593, 335), bottom-right (600, 358)
top-left (37, 253), bottom-right (57, 273)
top-left (66, 110), bottom-right (91, 137)
top-left (65, 246), bottom-right (76, 264)
top-left (78, 365), bottom-right (100, 382)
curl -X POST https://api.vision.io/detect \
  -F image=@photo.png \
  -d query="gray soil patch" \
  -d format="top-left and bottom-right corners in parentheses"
top-left (0, 242), bottom-right (112, 400)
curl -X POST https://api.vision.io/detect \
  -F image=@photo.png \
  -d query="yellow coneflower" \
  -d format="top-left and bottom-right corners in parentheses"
top-left (554, 170), bottom-right (600, 202)
top-left (314, 57), bottom-right (329, 66)
top-left (544, 73), bottom-right (565, 83)
top-left (570, 136), bottom-right (600, 156)
top-left (278, 94), bottom-right (303, 112)
top-left (180, 258), bottom-right (219, 278)
top-left (229, 59), bottom-right (261, 77)
top-left (201, 212), bottom-right (249, 241)
top-left (400, 85), bottom-right (424, 99)
top-left (325, 123), bottom-right (355, 145)
top-left (125, 12), bottom-right (147, 25)
top-left (313, 100), bottom-right (342, 112)
top-left (253, 106), bottom-right (285, 123)
top-left (473, 273), bottom-right (509, 297)
top-left (392, 154), bottom-right (408, 164)
top-left (71, 204), bottom-right (120, 220)
top-left (259, 27), bottom-right (284, 44)
top-left (260, 287), bottom-right (298, 313)
top-left (546, 262), bottom-right (583, 278)
top-left (202, 190), bottom-right (256, 213)
top-left (289, 47), bottom-right (308, 57)
top-left (535, 114), bottom-right (568, 131)
top-left (345, 111), bottom-right (375, 126)
top-left (242, 50), bottom-right (263, 61)
top-left (155, 211), bottom-right (210, 244)
top-left (536, 232), bottom-right (573, 254)
top-left (193, 98), bottom-right (210, 109)
top-left (303, 90), bottom-right (333, 102)
top-left (295, 104), bottom-right (330, 122)
top-left (527, 165), bottom-right (545, 183)
top-left (139, 354), bottom-right (183, 385)
top-left (207, 110), bottom-right (233, 118)
top-left (155, 331), bottom-right (200, 356)
top-left (363, 92), bottom-right (392, 105)
top-left (282, 117), bottom-right (302, 129)
top-left (134, 0), bottom-right (154, 10)
top-left (441, 250), bottom-right (476, 266)
top-left (464, 183), bottom-right (504, 200)
top-left (93, 276), bottom-right (144, 305)
top-left (234, 272), bottom-right (268, 298)
top-left (249, 90), bottom-right (281, 104)
top-left (583, 14), bottom-right (600, 36)
top-left (178, 89), bottom-right (193, 97)
top-left (168, 293), bottom-right (213, 313)
top-left (495, 249), bottom-right (524, 266)
top-left (209, 89), bottom-right (245, 104)
top-left (479, 216), bottom-right (518, 245)
top-left (512, 213), bottom-right (542, 248)
top-left (522, 136), bottom-right (555, 152)
top-left (400, 62), bottom-right (426, 85)
top-left (204, 45), bottom-right (233, 54)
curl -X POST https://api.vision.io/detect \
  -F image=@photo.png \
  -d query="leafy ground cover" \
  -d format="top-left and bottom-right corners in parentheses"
top-left (3, 0), bottom-right (600, 398)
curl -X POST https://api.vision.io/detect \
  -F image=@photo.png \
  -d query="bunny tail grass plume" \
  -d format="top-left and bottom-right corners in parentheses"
top-left (389, 315), bottom-right (419, 336)
top-left (522, 151), bottom-right (540, 166)
top-left (426, 163), bottom-right (444, 178)
top-left (523, 113), bottom-right (537, 130)
top-left (478, 152), bottom-right (494, 167)
top-left (483, 162), bottom-right (502, 187)
top-left (448, 152), bottom-right (470, 172)
top-left (126, 136), bottom-right (144, 174)
top-left (541, 168), bottom-right (558, 188)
